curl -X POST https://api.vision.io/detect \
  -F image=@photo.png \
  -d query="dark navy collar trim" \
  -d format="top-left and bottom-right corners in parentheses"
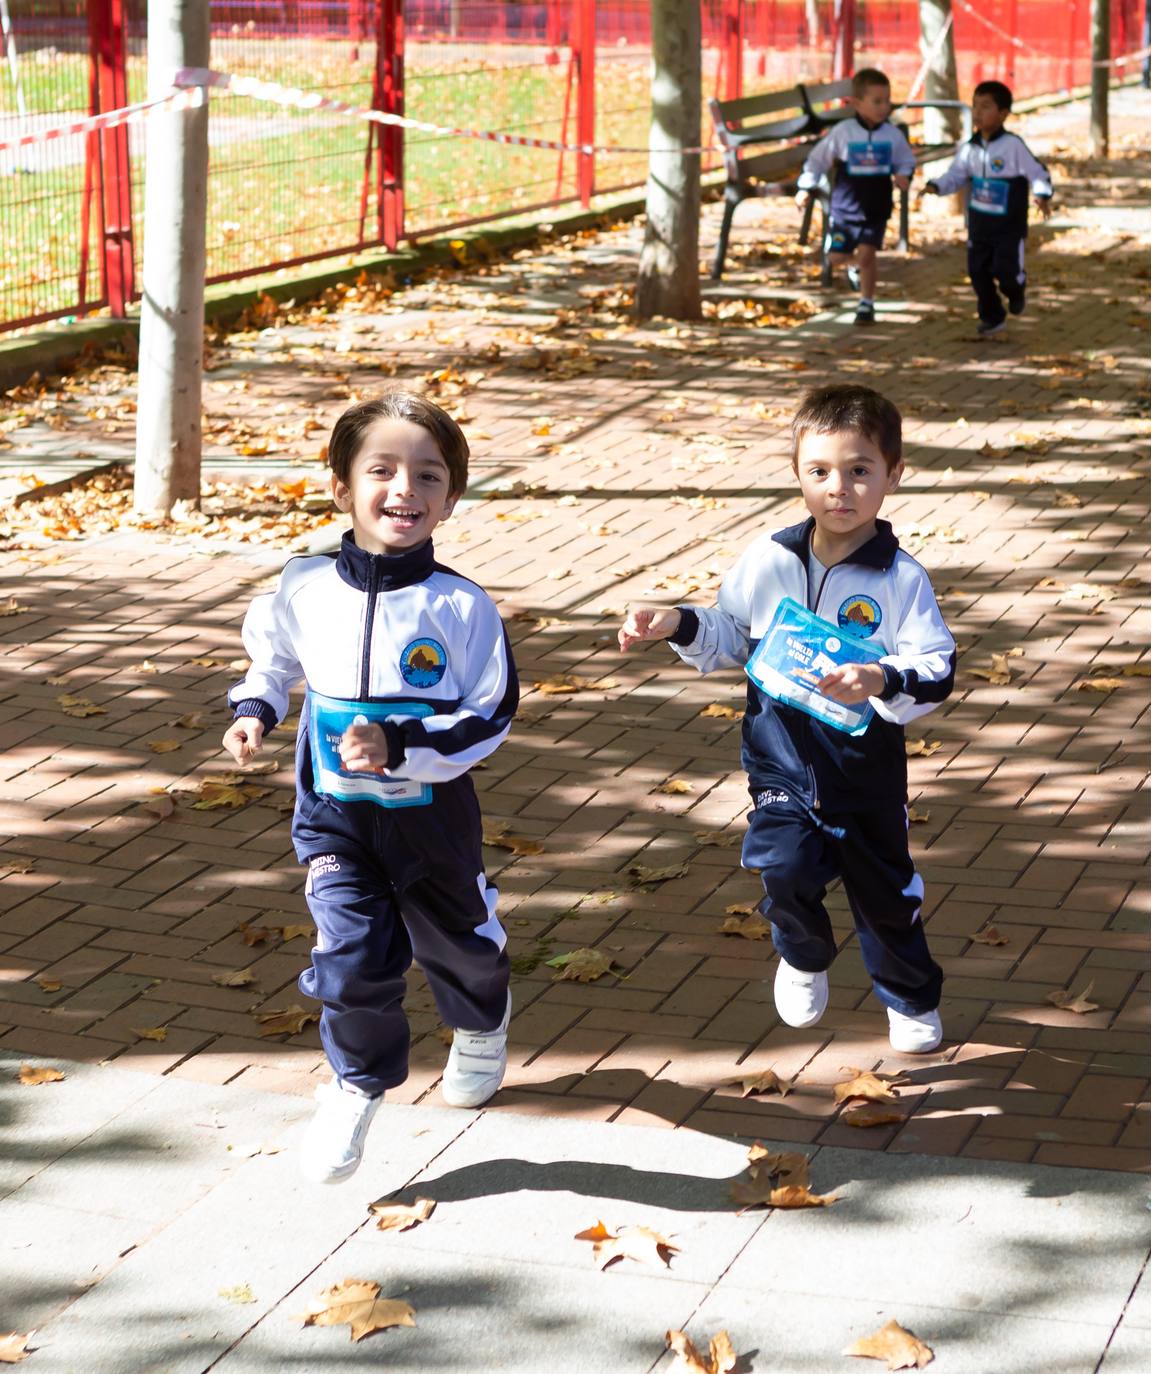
top-left (772, 517), bottom-right (899, 571)
top-left (334, 531), bottom-right (437, 591)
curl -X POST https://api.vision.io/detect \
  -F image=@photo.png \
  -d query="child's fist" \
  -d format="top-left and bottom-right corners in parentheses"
top-left (795, 189), bottom-right (811, 210)
top-left (1035, 197), bottom-right (1053, 219)
top-left (339, 720), bottom-right (390, 773)
top-left (894, 174), bottom-right (910, 191)
top-left (818, 663), bottom-right (886, 706)
top-left (223, 717), bottom-right (264, 766)
top-left (618, 606), bottom-right (683, 652)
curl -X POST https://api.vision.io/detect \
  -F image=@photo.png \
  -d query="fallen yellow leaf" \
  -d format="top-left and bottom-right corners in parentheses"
top-left (547, 948), bottom-right (617, 982)
top-left (666, 1327), bottom-right (738, 1374)
top-left (147, 739), bottom-right (182, 754)
top-left (699, 703), bottom-right (741, 720)
top-left (255, 1004), bottom-right (320, 1037)
top-left (719, 912), bottom-right (769, 940)
top-left (833, 1069), bottom-right (909, 1105)
top-left (654, 779), bottom-right (694, 795)
top-left (732, 1068), bottom-right (794, 1098)
top-left (17, 1065), bottom-right (65, 1086)
top-left (844, 1317), bottom-right (934, 1368)
top-left (299, 1278), bottom-right (416, 1343)
top-left (368, 1197), bottom-right (437, 1232)
top-left (574, 1220), bottom-right (680, 1269)
top-left (131, 1026), bottom-right (168, 1042)
top-left (0, 1331), bottom-right (33, 1363)
top-left (1046, 983), bottom-right (1100, 1014)
top-left (211, 968), bottom-right (256, 988)
top-left (970, 925), bottom-right (1009, 946)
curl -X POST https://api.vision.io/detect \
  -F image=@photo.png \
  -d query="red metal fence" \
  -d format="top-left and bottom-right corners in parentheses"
top-left (0, 0), bottom-right (1145, 333)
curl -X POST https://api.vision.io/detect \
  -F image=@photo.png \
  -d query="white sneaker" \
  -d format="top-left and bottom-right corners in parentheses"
top-left (299, 1078), bottom-right (382, 1184)
top-left (888, 1006), bottom-right (943, 1053)
top-left (441, 992), bottom-right (511, 1108)
top-left (773, 959), bottom-right (829, 1028)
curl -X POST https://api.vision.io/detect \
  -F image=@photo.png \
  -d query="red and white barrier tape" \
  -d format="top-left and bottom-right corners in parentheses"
top-left (0, 86), bottom-right (200, 157)
top-left (953, 0), bottom-right (1151, 69)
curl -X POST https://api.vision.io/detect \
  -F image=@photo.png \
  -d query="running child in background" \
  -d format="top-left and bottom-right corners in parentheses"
top-left (923, 80), bottom-right (1053, 337)
top-left (796, 68), bottom-right (916, 326)
top-left (224, 392), bottom-right (519, 1184)
top-left (619, 385), bottom-right (955, 1054)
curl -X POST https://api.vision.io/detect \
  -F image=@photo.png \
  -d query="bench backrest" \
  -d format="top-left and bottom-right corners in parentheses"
top-left (802, 79), bottom-right (853, 111)
top-left (709, 86), bottom-right (806, 146)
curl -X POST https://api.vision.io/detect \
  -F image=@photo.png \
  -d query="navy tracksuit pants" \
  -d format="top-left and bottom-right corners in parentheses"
top-left (968, 235), bottom-right (1025, 326)
top-left (293, 780), bottom-right (510, 1098)
top-left (743, 788), bottom-right (942, 1016)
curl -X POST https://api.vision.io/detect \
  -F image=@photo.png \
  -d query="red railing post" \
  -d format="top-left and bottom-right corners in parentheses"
top-left (381, 0), bottom-right (404, 250)
top-left (1006, 0), bottom-right (1019, 84)
top-left (89, 0), bottom-right (134, 315)
top-left (725, 0), bottom-right (744, 100)
top-left (573, 0), bottom-right (595, 207)
top-left (832, 0), bottom-right (856, 82)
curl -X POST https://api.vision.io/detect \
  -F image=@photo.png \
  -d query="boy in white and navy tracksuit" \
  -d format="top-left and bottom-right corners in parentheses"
top-left (619, 386), bottom-right (955, 1053)
top-left (796, 68), bottom-right (916, 325)
top-left (225, 394), bottom-right (517, 1183)
top-left (925, 80), bottom-right (1053, 334)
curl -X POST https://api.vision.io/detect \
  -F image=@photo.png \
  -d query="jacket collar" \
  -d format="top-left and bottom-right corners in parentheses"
top-left (772, 517), bottom-right (900, 571)
top-left (854, 114), bottom-right (888, 134)
top-left (970, 127), bottom-right (1007, 147)
top-left (334, 531), bottom-right (437, 591)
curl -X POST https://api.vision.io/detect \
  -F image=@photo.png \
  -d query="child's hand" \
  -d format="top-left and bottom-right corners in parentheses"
top-left (795, 189), bottom-right (810, 210)
top-left (223, 717), bottom-right (264, 766)
top-left (1035, 197), bottom-right (1053, 219)
top-left (618, 606), bottom-right (683, 652)
top-left (818, 663), bottom-right (886, 706)
top-left (894, 174), bottom-right (910, 192)
top-left (339, 721), bottom-right (391, 773)
top-left (920, 181), bottom-right (939, 198)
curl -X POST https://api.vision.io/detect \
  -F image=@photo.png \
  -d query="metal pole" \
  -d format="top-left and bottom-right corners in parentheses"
top-left (574, 0), bottom-right (595, 207)
top-left (1090, 0), bottom-right (1109, 157)
top-left (1143, 0), bottom-right (1150, 88)
top-left (133, 0), bottom-right (210, 515)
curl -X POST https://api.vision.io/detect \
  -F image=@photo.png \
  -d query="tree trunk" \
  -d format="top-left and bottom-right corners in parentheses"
top-left (918, 0), bottom-right (961, 143)
top-left (134, 0), bottom-right (209, 516)
top-left (1090, 0), bottom-right (1110, 157)
top-left (636, 0), bottom-right (702, 321)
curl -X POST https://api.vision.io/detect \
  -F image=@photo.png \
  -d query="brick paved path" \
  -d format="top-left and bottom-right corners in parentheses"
top-left (2, 94), bottom-right (1149, 1170)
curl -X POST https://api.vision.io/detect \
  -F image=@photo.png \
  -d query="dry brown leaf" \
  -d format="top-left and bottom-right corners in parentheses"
top-left (718, 912), bottom-right (770, 940)
top-left (699, 702), bottom-right (741, 720)
top-left (1076, 678), bottom-right (1125, 693)
top-left (724, 903), bottom-right (757, 916)
top-left (904, 738), bottom-right (942, 757)
top-left (844, 1317), bottom-right (934, 1369)
top-left (482, 822), bottom-right (545, 857)
top-left (574, 1220), bottom-right (680, 1269)
top-left (655, 779), bottom-right (695, 795)
top-left (300, 1278), bottom-right (416, 1343)
top-left (219, 1283), bottom-right (256, 1305)
top-left (236, 921), bottom-right (273, 946)
top-left (532, 674), bottom-right (617, 695)
top-left (0, 598), bottom-right (29, 617)
top-left (0, 1332), bottom-right (32, 1363)
top-left (256, 1004), bottom-right (321, 1037)
top-left (175, 712), bottom-right (205, 729)
top-left (191, 781), bottom-right (273, 810)
top-left (694, 830), bottom-right (741, 848)
top-left (842, 1104), bottom-right (907, 1128)
top-left (968, 653), bottom-right (1015, 686)
top-left (368, 1197), bottom-right (437, 1232)
top-left (34, 976), bottom-right (62, 993)
top-left (833, 1069), bottom-right (909, 1105)
top-left (139, 793), bottom-right (176, 820)
top-left (547, 947), bottom-right (617, 982)
top-left (907, 807), bottom-right (931, 824)
top-left (733, 1068), bottom-right (794, 1098)
top-left (147, 739), bottom-right (182, 754)
top-left (276, 924), bottom-right (315, 943)
top-left (1046, 982), bottom-right (1100, 1014)
top-left (970, 925), bottom-right (1009, 946)
top-left (131, 1026), bottom-right (168, 1042)
top-left (666, 1327), bottom-right (738, 1374)
top-left (0, 858), bottom-right (34, 875)
top-left (17, 1065), bottom-right (64, 1086)
top-left (188, 657), bottom-right (226, 667)
top-left (216, 760), bottom-right (280, 777)
top-left (57, 693), bottom-right (106, 718)
top-left (627, 861), bottom-right (690, 885)
top-left (211, 968), bottom-right (256, 988)
top-left (731, 1172), bottom-right (836, 1211)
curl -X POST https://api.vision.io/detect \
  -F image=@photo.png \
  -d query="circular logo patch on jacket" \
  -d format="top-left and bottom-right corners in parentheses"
top-left (837, 595), bottom-right (882, 638)
top-left (990, 156), bottom-right (1006, 172)
top-left (400, 638), bottom-right (447, 687)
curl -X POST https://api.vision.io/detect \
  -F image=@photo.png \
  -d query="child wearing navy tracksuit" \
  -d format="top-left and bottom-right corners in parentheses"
top-left (620, 385), bottom-right (955, 1053)
top-left (796, 68), bottom-right (916, 326)
top-left (224, 393), bottom-right (518, 1183)
top-left (924, 80), bottom-right (1053, 336)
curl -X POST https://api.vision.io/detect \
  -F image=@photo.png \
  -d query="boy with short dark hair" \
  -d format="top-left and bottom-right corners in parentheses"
top-left (796, 68), bottom-right (916, 325)
top-left (923, 80), bottom-right (1053, 337)
top-left (225, 391), bottom-right (519, 1184)
top-left (619, 385), bottom-right (954, 1054)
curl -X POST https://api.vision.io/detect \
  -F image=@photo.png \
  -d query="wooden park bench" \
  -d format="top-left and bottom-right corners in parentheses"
top-left (709, 78), bottom-right (972, 281)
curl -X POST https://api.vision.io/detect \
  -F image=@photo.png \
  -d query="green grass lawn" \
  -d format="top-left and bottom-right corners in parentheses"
top-left (1, 42), bottom-right (652, 326)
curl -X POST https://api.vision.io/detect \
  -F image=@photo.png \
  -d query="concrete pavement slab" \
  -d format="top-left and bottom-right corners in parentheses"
top-left (723, 1147), bottom-right (1151, 1329)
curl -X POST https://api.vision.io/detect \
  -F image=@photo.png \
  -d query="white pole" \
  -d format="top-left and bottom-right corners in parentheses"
top-left (133, 0), bottom-right (210, 515)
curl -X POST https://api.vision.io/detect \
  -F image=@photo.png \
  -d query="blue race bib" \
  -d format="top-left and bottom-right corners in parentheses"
top-left (970, 176), bottom-right (1009, 216)
top-left (745, 598), bottom-right (886, 736)
top-left (308, 692), bottom-right (434, 808)
top-left (846, 141), bottom-right (893, 177)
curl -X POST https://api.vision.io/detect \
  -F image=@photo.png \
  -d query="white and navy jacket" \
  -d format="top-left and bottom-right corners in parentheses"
top-left (228, 533), bottom-right (518, 790)
top-left (669, 519), bottom-right (955, 811)
top-left (927, 130), bottom-right (1052, 240)
top-left (798, 116), bottom-right (917, 226)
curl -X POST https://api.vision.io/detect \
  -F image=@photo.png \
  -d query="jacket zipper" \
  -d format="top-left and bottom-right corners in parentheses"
top-left (804, 557), bottom-right (829, 809)
top-left (359, 556), bottom-right (381, 699)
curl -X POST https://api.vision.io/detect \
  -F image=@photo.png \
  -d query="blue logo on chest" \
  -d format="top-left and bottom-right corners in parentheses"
top-left (837, 595), bottom-right (882, 638)
top-left (400, 638), bottom-right (447, 687)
